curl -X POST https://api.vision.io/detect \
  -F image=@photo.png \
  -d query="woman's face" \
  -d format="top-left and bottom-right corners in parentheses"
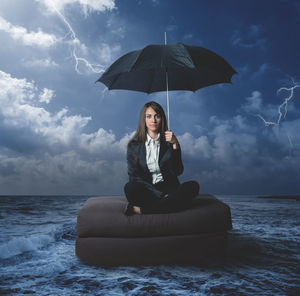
top-left (145, 107), bottom-right (162, 134)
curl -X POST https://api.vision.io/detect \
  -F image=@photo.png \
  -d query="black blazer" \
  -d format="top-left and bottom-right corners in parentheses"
top-left (126, 136), bottom-right (184, 198)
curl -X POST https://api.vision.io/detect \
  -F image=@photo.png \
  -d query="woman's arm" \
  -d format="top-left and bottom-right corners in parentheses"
top-left (171, 144), bottom-right (184, 176)
top-left (165, 131), bottom-right (184, 176)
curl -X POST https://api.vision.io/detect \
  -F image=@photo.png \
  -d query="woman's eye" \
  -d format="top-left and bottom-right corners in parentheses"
top-left (146, 114), bottom-right (160, 119)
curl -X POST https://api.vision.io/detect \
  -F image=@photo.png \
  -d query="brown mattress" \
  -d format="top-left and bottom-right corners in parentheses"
top-left (76, 194), bottom-right (232, 266)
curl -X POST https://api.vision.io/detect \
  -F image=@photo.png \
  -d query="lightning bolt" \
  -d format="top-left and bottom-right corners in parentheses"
top-left (49, 1), bottom-right (104, 74)
top-left (257, 83), bottom-right (300, 126)
top-left (257, 82), bottom-right (300, 154)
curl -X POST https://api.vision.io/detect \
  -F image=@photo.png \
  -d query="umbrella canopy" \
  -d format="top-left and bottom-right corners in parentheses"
top-left (97, 43), bottom-right (237, 93)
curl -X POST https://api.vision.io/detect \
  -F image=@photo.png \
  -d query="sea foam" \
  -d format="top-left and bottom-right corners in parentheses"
top-left (0, 234), bottom-right (54, 259)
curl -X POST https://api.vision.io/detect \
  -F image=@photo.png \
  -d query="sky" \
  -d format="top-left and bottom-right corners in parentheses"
top-left (0, 0), bottom-right (300, 195)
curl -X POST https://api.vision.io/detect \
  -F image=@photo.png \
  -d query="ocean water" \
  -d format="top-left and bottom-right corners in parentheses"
top-left (0, 195), bottom-right (299, 296)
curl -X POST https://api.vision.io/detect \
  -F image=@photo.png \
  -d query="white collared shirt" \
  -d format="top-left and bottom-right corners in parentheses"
top-left (145, 133), bottom-right (164, 184)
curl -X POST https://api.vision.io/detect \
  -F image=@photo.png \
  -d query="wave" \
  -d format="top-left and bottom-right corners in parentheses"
top-left (0, 224), bottom-right (76, 259)
top-left (0, 234), bottom-right (55, 259)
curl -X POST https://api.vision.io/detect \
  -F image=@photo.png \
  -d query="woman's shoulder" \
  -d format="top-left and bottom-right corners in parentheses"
top-left (128, 137), bottom-right (143, 148)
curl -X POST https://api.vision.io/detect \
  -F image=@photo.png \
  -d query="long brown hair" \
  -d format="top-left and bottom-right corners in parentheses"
top-left (128, 101), bottom-right (168, 146)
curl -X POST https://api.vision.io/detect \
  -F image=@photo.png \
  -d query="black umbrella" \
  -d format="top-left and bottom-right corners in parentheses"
top-left (97, 41), bottom-right (237, 128)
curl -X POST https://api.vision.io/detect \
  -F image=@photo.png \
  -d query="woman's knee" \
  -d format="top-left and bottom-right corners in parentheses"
top-left (124, 181), bottom-right (147, 203)
top-left (192, 180), bottom-right (200, 195)
top-left (183, 180), bottom-right (200, 196)
top-left (124, 181), bottom-right (138, 201)
top-left (124, 182), bottom-right (132, 195)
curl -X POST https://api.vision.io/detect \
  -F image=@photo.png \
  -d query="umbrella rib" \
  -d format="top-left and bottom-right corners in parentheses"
top-left (179, 44), bottom-right (198, 90)
top-left (181, 43), bottom-right (196, 69)
top-left (108, 73), bottom-right (122, 90)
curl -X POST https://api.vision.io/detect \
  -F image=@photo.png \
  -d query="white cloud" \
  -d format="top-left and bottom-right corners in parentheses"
top-left (39, 88), bottom-right (55, 104)
top-left (0, 70), bottom-right (130, 152)
top-left (106, 16), bottom-right (125, 39)
top-left (38, 0), bottom-right (115, 15)
top-left (179, 115), bottom-right (258, 164)
top-left (32, 0), bottom-right (120, 74)
top-left (251, 63), bottom-right (271, 80)
top-left (241, 90), bottom-right (278, 123)
top-left (0, 149), bottom-right (127, 195)
top-left (0, 69), bottom-right (131, 194)
top-left (248, 24), bottom-right (264, 38)
top-left (178, 111), bottom-right (300, 193)
top-left (242, 91), bottom-right (263, 113)
top-left (231, 24), bottom-right (267, 50)
top-left (241, 88), bottom-right (300, 127)
top-left (96, 43), bottom-right (122, 65)
top-left (0, 70), bottom-right (90, 145)
top-left (178, 132), bottom-right (212, 159)
top-left (0, 16), bottom-right (58, 48)
top-left (22, 58), bottom-right (59, 69)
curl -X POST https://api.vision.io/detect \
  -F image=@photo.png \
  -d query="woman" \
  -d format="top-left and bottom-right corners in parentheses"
top-left (124, 101), bottom-right (199, 215)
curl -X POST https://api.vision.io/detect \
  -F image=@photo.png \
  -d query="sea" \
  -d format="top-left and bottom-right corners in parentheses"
top-left (0, 194), bottom-right (299, 296)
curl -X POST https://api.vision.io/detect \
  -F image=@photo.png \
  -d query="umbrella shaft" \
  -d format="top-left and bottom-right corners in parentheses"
top-left (165, 31), bottom-right (170, 130)
top-left (166, 71), bottom-right (170, 129)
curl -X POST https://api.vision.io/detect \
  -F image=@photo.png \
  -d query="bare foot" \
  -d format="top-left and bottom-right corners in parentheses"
top-left (133, 206), bottom-right (141, 214)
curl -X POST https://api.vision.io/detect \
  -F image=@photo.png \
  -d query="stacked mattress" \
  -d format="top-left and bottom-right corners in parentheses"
top-left (76, 194), bottom-right (232, 266)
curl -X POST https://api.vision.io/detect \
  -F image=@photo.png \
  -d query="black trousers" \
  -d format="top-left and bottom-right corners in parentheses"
top-left (124, 180), bottom-right (200, 214)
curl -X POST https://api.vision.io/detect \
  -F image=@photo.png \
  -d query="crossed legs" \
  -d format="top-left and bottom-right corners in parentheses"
top-left (124, 180), bottom-right (199, 214)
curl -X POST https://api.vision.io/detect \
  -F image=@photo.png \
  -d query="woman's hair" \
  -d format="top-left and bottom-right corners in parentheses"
top-left (128, 101), bottom-right (168, 146)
